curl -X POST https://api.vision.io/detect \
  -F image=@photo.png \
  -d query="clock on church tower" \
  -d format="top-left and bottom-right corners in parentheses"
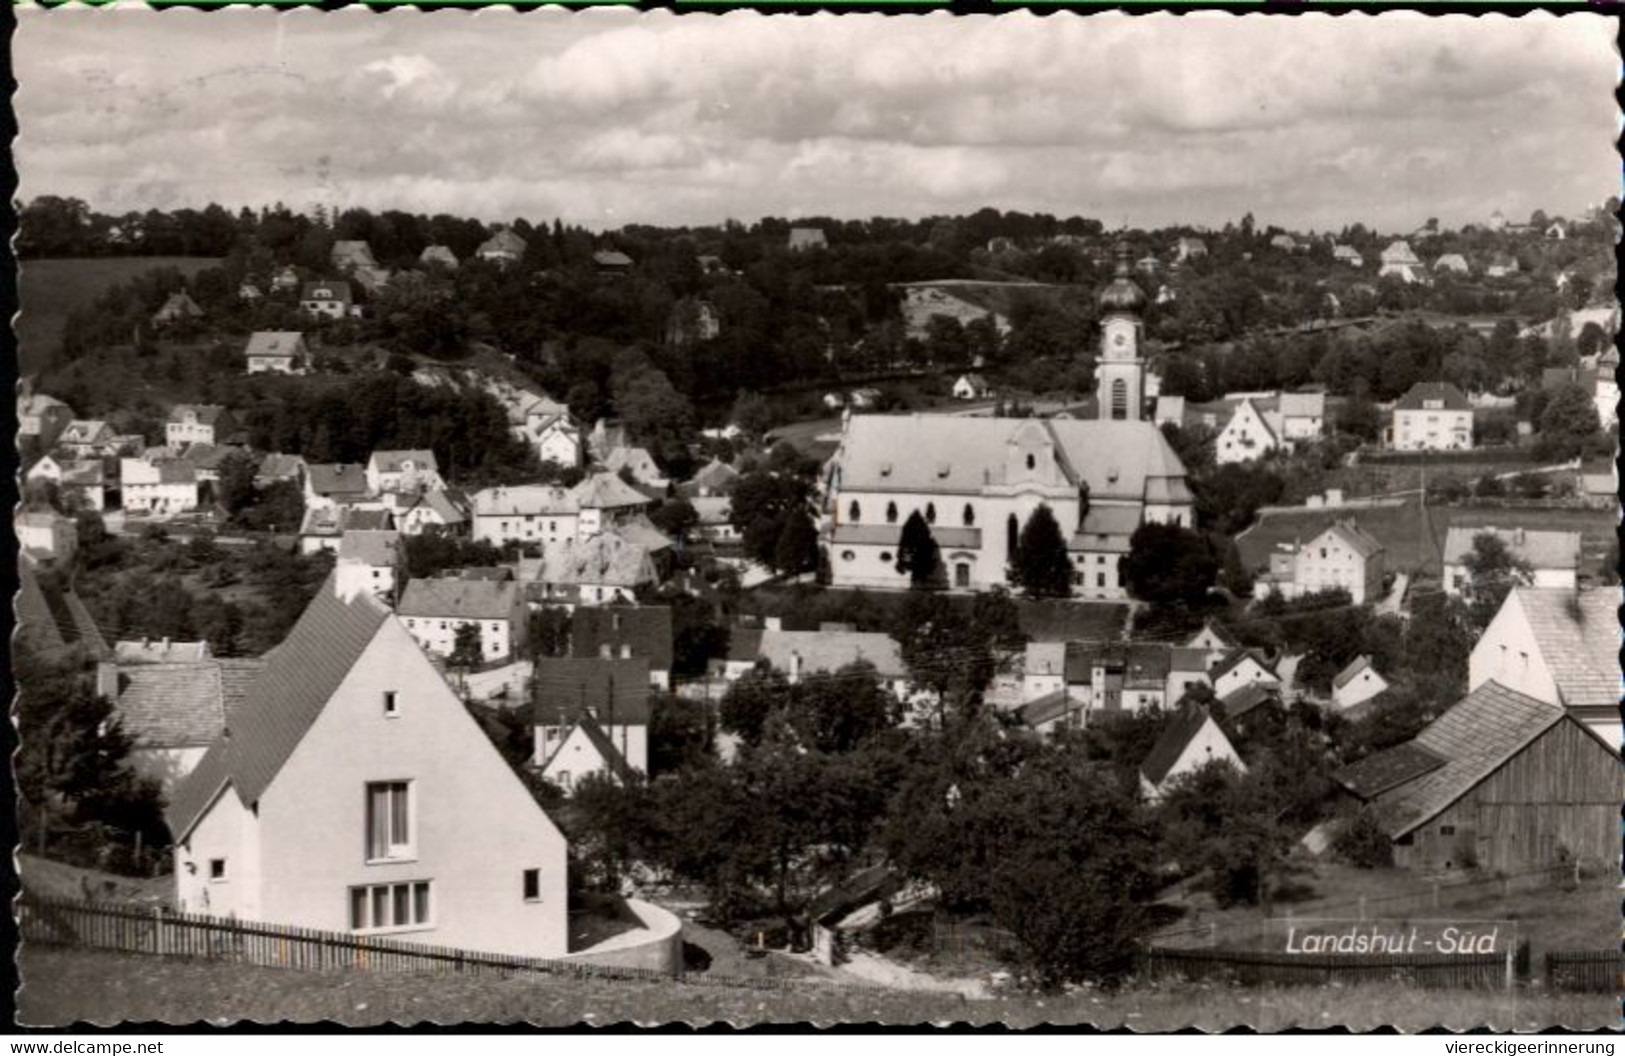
top-left (1095, 244), bottom-right (1148, 421)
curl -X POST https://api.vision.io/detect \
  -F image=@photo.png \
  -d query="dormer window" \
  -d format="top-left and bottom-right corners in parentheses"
top-left (886, 502), bottom-right (898, 524)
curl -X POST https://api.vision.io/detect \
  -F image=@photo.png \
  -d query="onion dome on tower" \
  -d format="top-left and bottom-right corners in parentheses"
top-left (1097, 243), bottom-right (1148, 315)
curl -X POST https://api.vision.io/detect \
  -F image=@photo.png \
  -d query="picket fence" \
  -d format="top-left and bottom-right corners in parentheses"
top-left (1543, 950), bottom-right (1624, 994)
top-left (17, 896), bottom-right (871, 995)
top-left (1142, 946), bottom-right (1508, 990)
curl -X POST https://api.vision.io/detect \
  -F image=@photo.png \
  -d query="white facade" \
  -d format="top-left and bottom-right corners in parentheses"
top-left (1332, 660), bottom-right (1390, 711)
top-left (1291, 524), bottom-right (1384, 604)
top-left (171, 608), bottom-right (569, 957)
top-left (120, 458), bottom-right (199, 514)
top-left (166, 408), bottom-right (226, 449)
top-left (535, 723), bottom-right (648, 789)
top-left (1212, 654), bottom-right (1280, 700)
top-left (1216, 400), bottom-right (1279, 464)
top-left (1392, 406), bottom-right (1474, 451)
top-left (1139, 713), bottom-right (1246, 803)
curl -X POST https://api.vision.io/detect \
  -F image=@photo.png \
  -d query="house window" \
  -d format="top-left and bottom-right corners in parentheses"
top-left (365, 781), bottom-right (413, 861)
top-left (849, 501), bottom-right (861, 523)
top-left (886, 502), bottom-right (898, 524)
top-left (1097, 573), bottom-right (1106, 587)
top-left (209, 858), bottom-right (227, 881)
top-left (523, 869), bottom-right (541, 902)
top-left (1439, 825), bottom-right (1457, 837)
top-left (349, 880), bottom-right (432, 932)
top-left (383, 691), bottom-right (399, 718)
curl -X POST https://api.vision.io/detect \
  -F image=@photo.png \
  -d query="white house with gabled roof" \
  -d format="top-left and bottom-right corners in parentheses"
top-left (1332, 655), bottom-right (1390, 711)
top-left (165, 581), bottom-right (569, 956)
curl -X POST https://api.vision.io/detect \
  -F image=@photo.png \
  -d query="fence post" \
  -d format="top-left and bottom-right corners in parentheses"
top-left (152, 906), bottom-right (164, 956)
top-left (1504, 943), bottom-right (1514, 991)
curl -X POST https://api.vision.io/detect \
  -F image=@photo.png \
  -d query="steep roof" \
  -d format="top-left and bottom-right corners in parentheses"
top-left (398, 576), bottom-right (518, 620)
top-left (570, 472), bottom-right (651, 510)
top-left (592, 250), bottom-right (633, 268)
top-left (368, 449), bottom-right (439, 475)
top-left (1019, 688), bottom-right (1086, 729)
top-left (111, 658), bottom-right (263, 749)
top-left (115, 639), bottom-right (210, 664)
top-left (478, 228), bottom-right (528, 256)
top-left (570, 714), bottom-right (638, 784)
top-left (1512, 588), bottom-right (1619, 710)
top-left (1333, 742), bottom-right (1446, 799)
top-left (1277, 392), bottom-right (1325, 419)
top-left (338, 529), bottom-right (401, 567)
top-left (1332, 655), bottom-right (1378, 691)
top-left (1219, 680), bottom-right (1279, 719)
top-left (245, 331), bottom-right (305, 359)
top-left (1342, 681), bottom-right (1571, 836)
top-left (687, 458), bottom-right (740, 494)
top-left (471, 483), bottom-right (577, 517)
top-left (305, 462), bottom-right (369, 497)
top-left (300, 280), bottom-right (352, 302)
top-left (1141, 704), bottom-right (1222, 787)
top-left (256, 453), bottom-right (305, 480)
top-left (1312, 520), bottom-right (1385, 560)
top-left (570, 605), bottom-right (674, 672)
top-left (833, 415), bottom-right (1190, 503)
top-left (1442, 527), bottom-right (1581, 571)
top-left (1211, 647), bottom-right (1277, 684)
top-left (168, 404), bottom-right (231, 427)
top-left (420, 244), bottom-right (459, 267)
top-left (532, 657), bottom-right (651, 727)
top-left (165, 583), bottom-right (391, 839)
top-left (1395, 382), bottom-right (1471, 412)
top-left (539, 533), bottom-right (657, 589)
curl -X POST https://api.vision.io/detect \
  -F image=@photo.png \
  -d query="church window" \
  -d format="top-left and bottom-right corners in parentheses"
top-left (1025, 453), bottom-right (1036, 471)
top-left (848, 501), bottom-right (861, 523)
top-left (1006, 514), bottom-right (1018, 559)
top-left (926, 503), bottom-right (936, 524)
top-left (1111, 379), bottom-right (1128, 421)
top-left (962, 504), bottom-right (975, 527)
top-left (886, 501), bottom-right (898, 524)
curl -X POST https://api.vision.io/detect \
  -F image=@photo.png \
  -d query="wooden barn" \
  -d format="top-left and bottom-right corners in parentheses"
top-left (1333, 681), bottom-right (1622, 873)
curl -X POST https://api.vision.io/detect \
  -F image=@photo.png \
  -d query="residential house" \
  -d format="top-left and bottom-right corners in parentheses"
top-left (713, 627), bottom-right (916, 704)
top-left (152, 291), bottom-right (203, 326)
top-left (304, 463), bottom-right (371, 511)
top-left (1332, 681), bottom-right (1620, 872)
top-left (1269, 234), bottom-right (1299, 253)
top-left (849, 388), bottom-right (882, 410)
top-left (953, 374), bottom-right (993, 400)
top-left (532, 531), bottom-right (659, 607)
top-left (18, 391), bottom-right (74, 449)
top-left (270, 266), bottom-right (300, 293)
top-left (1275, 392), bottom-right (1327, 442)
top-left (591, 250), bottom-right (633, 276)
top-left (164, 584), bottom-right (570, 955)
top-left (299, 280), bottom-right (354, 320)
top-left (115, 638), bottom-right (212, 664)
top-left (1184, 620), bottom-right (1241, 668)
top-left (97, 656), bottom-right (264, 791)
top-left (1390, 382), bottom-right (1474, 451)
top-left (569, 606), bottom-right (674, 690)
top-left (1468, 587), bottom-right (1620, 743)
top-left (393, 488), bottom-right (468, 538)
top-left (1018, 688), bottom-right (1090, 737)
top-left (1135, 254), bottom-right (1161, 276)
top-left (822, 414), bottom-right (1194, 598)
top-left (1378, 240), bottom-right (1424, 283)
top-left (28, 456), bottom-right (108, 511)
top-left (175, 443), bottom-right (243, 487)
top-left (683, 458), bottom-right (739, 498)
top-left (1139, 704), bottom-right (1247, 803)
top-left (330, 241), bottom-right (391, 290)
top-left (1485, 255), bottom-right (1519, 279)
top-left (787, 227), bottom-right (828, 252)
top-left (335, 530), bottom-right (403, 606)
top-left (398, 575), bottom-right (528, 664)
top-left (298, 506), bottom-right (395, 555)
top-left (1215, 398), bottom-right (1280, 464)
top-left (1331, 655), bottom-right (1390, 712)
top-left (245, 331), bottom-right (310, 375)
top-left (166, 405), bottom-right (239, 449)
top-left (16, 509), bottom-right (78, 563)
top-left (1433, 254), bottom-right (1470, 276)
top-left (1210, 648), bottom-right (1281, 702)
top-left (1443, 527), bottom-right (1581, 595)
top-left (238, 280), bottom-right (264, 301)
top-left (366, 449), bottom-right (444, 496)
top-left (476, 228), bottom-right (528, 267)
top-left (571, 472), bottom-right (655, 537)
top-left (1264, 520), bottom-right (1385, 604)
top-left (1541, 359), bottom-right (1618, 432)
top-left (602, 446), bottom-right (667, 489)
top-left (588, 419), bottom-right (628, 463)
top-left (1173, 237), bottom-right (1208, 262)
top-left (420, 245), bottom-right (460, 270)
top-left (665, 298), bottom-right (721, 346)
top-left (1546, 221), bottom-right (1568, 241)
top-left (1332, 244), bottom-right (1364, 267)
top-left (515, 408), bottom-right (582, 469)
top-left (691, 497), bottom-right (736, 545)
top-left (532, 657), bottom-right (650, 788)
top-left (255, 453), bottom-right (307, 490)
top-left (469, 484), bottom-right (579, 548)
top-left (120, 457), bottom-right (199, 514)
top-left (57, 420), bottom-right (118, 459)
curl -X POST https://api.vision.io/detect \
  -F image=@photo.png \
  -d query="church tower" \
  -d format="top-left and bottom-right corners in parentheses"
top-left (1095, 243), bottom-right (1148, 421)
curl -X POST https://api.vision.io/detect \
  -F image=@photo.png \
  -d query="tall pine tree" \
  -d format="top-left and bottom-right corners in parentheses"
top-left (894, 510), bottom-right (944, 590)
top-left (1008, 504), bottom-right (1073, 598)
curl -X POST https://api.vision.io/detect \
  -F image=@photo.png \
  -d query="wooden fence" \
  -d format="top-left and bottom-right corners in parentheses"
top-left (1544, 950), bottom-right (1623, 993)
top-left (17, 896), bottom-right (872, 995)
top-left (1142, 946), bottom-right (1508, 990)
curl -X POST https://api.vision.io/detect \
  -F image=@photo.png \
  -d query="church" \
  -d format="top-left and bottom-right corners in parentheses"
top-left (820, 246), bottom-right (1194, 599)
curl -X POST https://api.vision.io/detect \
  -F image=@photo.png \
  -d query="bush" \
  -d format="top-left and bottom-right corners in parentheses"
top-left (1332, 810), bottom-right (1393, 869)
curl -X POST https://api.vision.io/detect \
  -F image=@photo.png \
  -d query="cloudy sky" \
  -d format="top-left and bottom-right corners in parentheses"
top-left (16, 9), bottom-right (1620, 232)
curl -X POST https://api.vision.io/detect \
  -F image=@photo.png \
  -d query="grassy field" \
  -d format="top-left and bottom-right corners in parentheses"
top-left (18, 256), bottom-right (219, 374)
top-left (18, 946), bottom-right (1615, 1029)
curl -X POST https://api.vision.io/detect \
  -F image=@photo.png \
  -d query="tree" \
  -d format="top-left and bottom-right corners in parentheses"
top-left (891, 592), bottom-right (998, 725)
top-left (1007, 504), bottom-right (1072, 598)
top-left (730, 390), bottom-right (774, 443)
top-left (214, 450), bottom-right (259, 517)
top-left (648, 498), bottom-right (698, 540)
top-left (1157, 759), bottom-right (1284, 909)
top-left (1535, 382), bottom-right (1601, 461)
top-left (773, 511), bottom-right (819, 575)
top-left (718, 666), bottom-right (789, 746)
top-left (1459, 532), bottom-right (1533, 632)
top-left (894, 510), bottom-right (944, 590)
top-left (649, 693), bottom-right (714, 774)
top-left (449, 623), bottom-right (484, 670)
top-left (1121, 523), bottom-right (1218, 608)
